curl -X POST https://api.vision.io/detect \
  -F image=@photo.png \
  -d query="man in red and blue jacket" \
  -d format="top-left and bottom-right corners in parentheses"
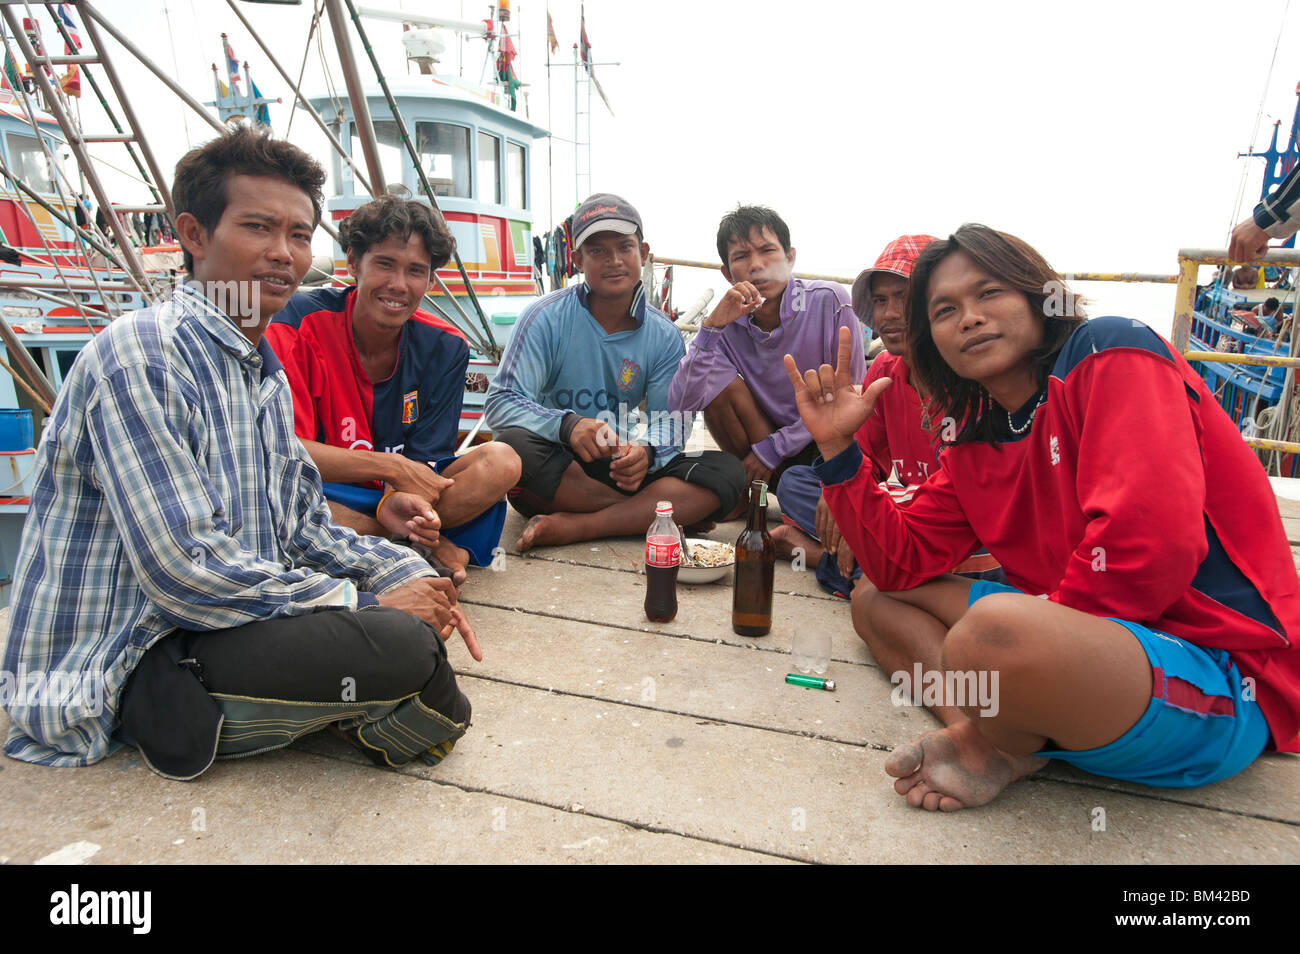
top-left (266, 196), bottom-right (520, 583)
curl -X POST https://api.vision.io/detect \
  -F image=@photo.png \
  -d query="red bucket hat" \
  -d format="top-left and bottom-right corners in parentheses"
top-left (851, 234), bottom-right (938, 330)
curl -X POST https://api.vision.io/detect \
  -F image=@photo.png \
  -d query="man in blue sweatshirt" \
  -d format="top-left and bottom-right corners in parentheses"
top-left (485, 193), bottom-right (745, 551)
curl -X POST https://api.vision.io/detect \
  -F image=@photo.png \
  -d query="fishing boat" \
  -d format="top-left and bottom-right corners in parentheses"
top-left (1183, 86), bottom-right (1300, 478)
top-left (0, 1), bottom-right (1295, 871)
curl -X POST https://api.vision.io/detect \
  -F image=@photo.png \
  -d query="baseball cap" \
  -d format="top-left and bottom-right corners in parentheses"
top-left (851, 234), bottom-right (938, 329)
top-left (572, 193), bottom-right (643, 250)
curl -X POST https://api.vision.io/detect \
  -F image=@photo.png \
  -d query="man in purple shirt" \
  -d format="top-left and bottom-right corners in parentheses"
top-left (668, 206), bottom-right (865, 505)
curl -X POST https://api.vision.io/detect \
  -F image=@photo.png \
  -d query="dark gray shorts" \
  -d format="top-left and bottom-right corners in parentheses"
top-left (492, 427), bottom-right (746, 521)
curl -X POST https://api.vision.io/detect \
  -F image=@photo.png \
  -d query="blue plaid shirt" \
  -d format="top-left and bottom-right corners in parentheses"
top-left (2, 283), bottom-right (433, 766)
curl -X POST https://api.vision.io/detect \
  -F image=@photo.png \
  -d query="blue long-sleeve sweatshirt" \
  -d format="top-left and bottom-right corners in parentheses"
top-left (484, 283), bottom-right (688, 469)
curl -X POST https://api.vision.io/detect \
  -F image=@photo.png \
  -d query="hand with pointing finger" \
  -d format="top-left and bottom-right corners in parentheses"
top-left (783, 325), bottom-right (893, 462)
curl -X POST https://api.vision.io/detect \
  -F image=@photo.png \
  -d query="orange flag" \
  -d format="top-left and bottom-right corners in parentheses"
top-left (59, 63), bottom-right (81, 98)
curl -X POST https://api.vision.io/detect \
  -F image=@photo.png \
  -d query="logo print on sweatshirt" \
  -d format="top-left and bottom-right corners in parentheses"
top-left (402, 390), bottom-right (418, 424)
top-left (1050, 435), bottom-right (1060, 466)
top-left (616, 359), bottom-right (641, 392)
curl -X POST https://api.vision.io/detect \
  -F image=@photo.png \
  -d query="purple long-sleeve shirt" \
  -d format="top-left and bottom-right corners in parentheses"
top-left (668, 277), bottom-right (865, 469)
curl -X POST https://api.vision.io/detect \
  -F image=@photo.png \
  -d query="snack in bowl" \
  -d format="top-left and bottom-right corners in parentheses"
top-left (678, 538), bottom-right (736, 584)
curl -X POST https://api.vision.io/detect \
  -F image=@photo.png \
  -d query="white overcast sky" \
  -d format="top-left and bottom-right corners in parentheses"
top-left (29, 0), bottom-right (1300, 337)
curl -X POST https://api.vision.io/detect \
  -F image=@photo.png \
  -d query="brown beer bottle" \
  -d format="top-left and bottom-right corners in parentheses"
top-left (732, 480), bottom-right (775, 636)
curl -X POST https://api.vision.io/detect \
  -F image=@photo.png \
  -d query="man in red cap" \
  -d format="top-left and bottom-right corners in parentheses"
top-left (775, 235), bottom-right (1002, 701)
top-left (772, 232), bottom-right (988, 571)
top-left (771, 235), bottom-right (938, 584)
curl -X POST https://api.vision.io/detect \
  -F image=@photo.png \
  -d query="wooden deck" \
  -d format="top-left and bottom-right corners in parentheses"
top-left (0, 496), bottom-right (1297, 865)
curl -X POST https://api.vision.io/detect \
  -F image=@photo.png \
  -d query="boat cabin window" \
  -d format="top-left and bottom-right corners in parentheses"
top-left (415, 122), bottom-right (470, 198)
top-left (351, 121), bottom-right (405, 192)
top-left (6, 133), bottom-right (54, 195)
top-left (506, 140), bottom-right (526, 210)
top-left (477, 131), bottom-right (501, 204)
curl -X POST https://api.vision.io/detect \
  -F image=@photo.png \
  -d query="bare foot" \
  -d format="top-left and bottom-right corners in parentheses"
top-left (884, 721), bottom-right (1047, 811)
top-left (770, 523), bottom-right (824, 564)
top-left (431, 537), bottom-right (469, 586)
top-left (684, 520), bottom-right (717, 535)
top-left (515, 514), bottom-right (580, 552)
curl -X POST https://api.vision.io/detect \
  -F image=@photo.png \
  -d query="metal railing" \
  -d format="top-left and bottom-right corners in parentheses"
top-left (1172, 248), bottom-right (1300, 457)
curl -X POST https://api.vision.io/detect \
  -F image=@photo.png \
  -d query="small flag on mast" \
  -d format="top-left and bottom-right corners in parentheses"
top-left (224, 35), bottom-right (241, 88)
top-left (250, 77), bottom-right (271, 127)
top-left (579, 4), bottom-right (591, 69)
top-left (56, 4), bottom-right (82, 53)
top-left (59, 62), bottom-right (80, 98)
top-left (546, 9), bottom-right (559, 54)
top-left (2, 47), bottom-right (21, 91)
top-left (578, 5), bottom-right (613, 116)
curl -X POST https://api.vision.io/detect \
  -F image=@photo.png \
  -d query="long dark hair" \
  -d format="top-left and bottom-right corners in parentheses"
top-left (906, 224), bottom-right (1086, 445)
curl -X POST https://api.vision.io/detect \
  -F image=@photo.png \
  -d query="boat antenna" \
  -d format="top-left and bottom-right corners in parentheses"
top-left (546, 2), bottom-right (555, 232)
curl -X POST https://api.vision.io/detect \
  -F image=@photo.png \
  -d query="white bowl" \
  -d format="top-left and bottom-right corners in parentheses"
top-left (678, 537), bottom-right (734, 584)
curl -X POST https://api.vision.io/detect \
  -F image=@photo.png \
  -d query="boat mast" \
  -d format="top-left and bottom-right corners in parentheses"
top-left (323, 0), bottom-right (386, 194)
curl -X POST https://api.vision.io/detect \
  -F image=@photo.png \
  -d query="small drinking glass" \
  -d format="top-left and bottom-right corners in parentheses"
top-left (791, 628), bottom-right (831, 675)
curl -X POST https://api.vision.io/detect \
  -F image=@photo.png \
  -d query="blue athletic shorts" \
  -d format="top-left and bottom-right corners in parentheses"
top-left (968, 580), bottom-right (1270, 787)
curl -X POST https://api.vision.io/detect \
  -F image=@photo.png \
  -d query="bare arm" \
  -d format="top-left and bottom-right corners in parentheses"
top-left (301, 438), bottom-right (404, 484)
top-left (300, 438), bottom-right (454, 502)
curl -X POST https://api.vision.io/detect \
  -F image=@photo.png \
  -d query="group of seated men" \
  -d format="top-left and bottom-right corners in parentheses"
top-left (0, 127), bottom-right (912, 778)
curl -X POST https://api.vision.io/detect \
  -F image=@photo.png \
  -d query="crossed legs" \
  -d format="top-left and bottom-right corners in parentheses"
top-left (850, 575), bottom-right (1153, 811)
top-left (326, 442), bottom-right (520, 582)
top-left (516, 467), bottom-right (723, 551)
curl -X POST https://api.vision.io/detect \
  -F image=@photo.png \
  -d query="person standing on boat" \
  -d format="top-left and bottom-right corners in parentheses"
top-left (786, 224), bottom-right (1300, 810)
top-left (667, 205), bottom-right (865, 508)
top-left (1, 127), bottom-right (478, 780)
top-left (485, 193), bottom-right (745, 552)
top-left (264, 195), bottom-right (521, 586)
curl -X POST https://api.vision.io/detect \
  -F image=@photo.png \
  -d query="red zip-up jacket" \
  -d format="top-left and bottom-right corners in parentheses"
top-left (816, 316), bottom-right (1300, 751)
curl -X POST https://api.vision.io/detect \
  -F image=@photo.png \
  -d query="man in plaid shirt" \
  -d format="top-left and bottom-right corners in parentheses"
top-left (1, 127), bottom-right (478, 780)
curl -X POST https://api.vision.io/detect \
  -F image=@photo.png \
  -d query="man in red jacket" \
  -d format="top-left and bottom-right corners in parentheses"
top-left (786, 224), bottom-right (1300, 811)
top-left (266, 196), bottom-right (521, 584)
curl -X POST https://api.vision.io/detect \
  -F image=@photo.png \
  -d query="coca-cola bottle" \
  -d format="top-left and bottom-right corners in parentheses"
top-left (732, 480), bottom-right (774, 636)
top-left (644, 501), bottom-right (680, 623)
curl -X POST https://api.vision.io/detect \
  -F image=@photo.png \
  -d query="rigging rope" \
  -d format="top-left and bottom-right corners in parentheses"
top-left (286, 0), bottom-right (324, 139)
top-left (1226, 0), bottom-right (1291, 243)
top-left (316, 13), bottom-right (345, 125)
top-left (162, 1), bottom-right (192, 148)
